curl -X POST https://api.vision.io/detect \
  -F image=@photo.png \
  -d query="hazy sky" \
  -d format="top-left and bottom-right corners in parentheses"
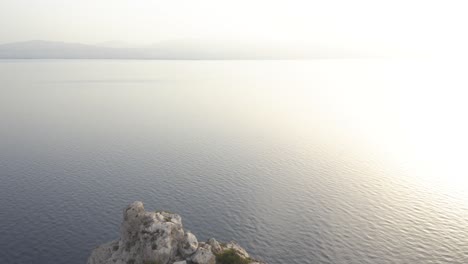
top-left (1, 0), bottom-right (467, 56)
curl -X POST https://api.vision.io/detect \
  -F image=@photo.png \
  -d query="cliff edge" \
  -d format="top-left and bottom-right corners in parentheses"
top-left (87, 201), bottom-right (264, 264)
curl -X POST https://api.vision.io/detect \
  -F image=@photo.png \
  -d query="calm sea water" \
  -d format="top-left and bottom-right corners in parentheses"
top-left (0, 60), bottom-right (467, 264)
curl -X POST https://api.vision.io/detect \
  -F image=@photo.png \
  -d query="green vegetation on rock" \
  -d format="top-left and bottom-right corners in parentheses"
top-left (216, 249), bottom-right (251, 264)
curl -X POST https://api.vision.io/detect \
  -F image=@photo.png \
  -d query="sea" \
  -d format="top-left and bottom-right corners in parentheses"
top-left (0, 59), bottom-right (467, 264)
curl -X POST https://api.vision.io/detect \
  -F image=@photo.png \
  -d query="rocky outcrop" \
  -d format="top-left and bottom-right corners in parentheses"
top-left (87, 201), bottom-right (265, 264)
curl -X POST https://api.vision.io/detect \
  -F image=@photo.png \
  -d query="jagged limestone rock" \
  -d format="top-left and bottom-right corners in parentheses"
top-left (207, 238), bottom-right (222, 254)
top-left (179, 231), bottom-right (198, 257)
top-left (191, 243), bottom-right (215, 264)
top-left (87, 201), bottom-right (264, 264)
top-left (224, 241), bottom-right (250, 259)
top-left (87, 240), bottom-right (118, 264)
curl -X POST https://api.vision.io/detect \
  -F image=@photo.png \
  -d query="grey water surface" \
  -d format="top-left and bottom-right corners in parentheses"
top-left (0, 60), bottom-right (467, 264)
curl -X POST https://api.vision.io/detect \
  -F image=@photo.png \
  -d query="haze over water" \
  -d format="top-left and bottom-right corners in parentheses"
top-left (0, 59), bottom-right (467, 264)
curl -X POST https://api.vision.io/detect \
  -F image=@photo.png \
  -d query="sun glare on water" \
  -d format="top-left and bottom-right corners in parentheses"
top-left (266, 59), bottom-right (468, 205)
top-left (346, 59), bottom-right (468, 205)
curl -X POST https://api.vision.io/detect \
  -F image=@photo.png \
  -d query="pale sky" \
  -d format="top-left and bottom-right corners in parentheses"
top-left (1, 0), bottom-right (467, 56)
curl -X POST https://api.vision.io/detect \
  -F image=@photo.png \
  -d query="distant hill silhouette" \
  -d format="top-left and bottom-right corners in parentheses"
top-left (0, 40), bottom-right (359, 59)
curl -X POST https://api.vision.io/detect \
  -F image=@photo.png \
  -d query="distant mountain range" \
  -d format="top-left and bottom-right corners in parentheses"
top-left (0, 40), bottom-right (361, 59)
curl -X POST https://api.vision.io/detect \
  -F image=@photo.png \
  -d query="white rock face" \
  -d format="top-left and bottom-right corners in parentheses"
top-left (224, 241), bottom-right (250, 259)
top-left (87, 240), bottom-right (119, 264)
top-left (208, 238), bottom-right (222, 254)
top-left (191, 243), bottom-right (215, 264)
top-left (179, 231), bottom-right (198, 257)
top-left (87, 201), bottom-right (264, 264)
